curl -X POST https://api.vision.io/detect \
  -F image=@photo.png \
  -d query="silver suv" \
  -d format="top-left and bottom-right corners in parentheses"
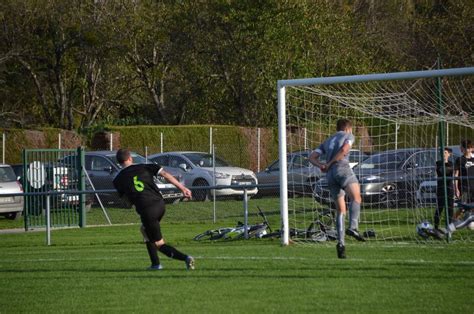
top-left (148, 152), bottom-right (258, 201)
top-left (0, 164), bottom-right (23, 220)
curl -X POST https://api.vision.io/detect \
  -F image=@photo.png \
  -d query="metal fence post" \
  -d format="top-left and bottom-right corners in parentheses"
top-left (209, 127), bottom-right (213, 154)
top-left (58, 133), bottom-right (61, 149)
top-left (2, 132), bottom-right (5, 164)
top-left (22, 149), bottom-right (28, 231)
top-left (243, 189), bottom-right (248, 239)
top-left (77, 147), bottom-right (86, 227)
top-left (46, 195), bottom-right (51, 246)
top-left (109, 133), bottom-right (113, 151)
top-left (160, 132), bottom-right (163, 153)
top-left (257, 128), bottom-right (261, 172)
top-left (212, 144), bottom-right (216, 223)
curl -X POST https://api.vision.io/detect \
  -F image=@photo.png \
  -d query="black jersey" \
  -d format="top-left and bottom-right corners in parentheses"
top-left (454, 155), bottom-right (474, 193)
top-left (435, 160), bottom-right (454, 196)
top-left (113, 164), bottom-right (163, 211)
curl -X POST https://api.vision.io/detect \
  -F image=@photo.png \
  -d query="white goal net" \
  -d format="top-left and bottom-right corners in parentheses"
top-left (278, 67), bottom-right (474, 245)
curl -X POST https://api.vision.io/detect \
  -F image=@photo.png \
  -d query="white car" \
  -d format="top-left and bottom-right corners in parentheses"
top-left (0, 164), bottom-right (24, 220)
top-left (148, 152), bottom-right (258, 201)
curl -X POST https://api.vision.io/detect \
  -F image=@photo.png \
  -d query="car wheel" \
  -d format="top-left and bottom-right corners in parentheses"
top-left (380, 183), bottom-right (398, 208)
top-left (192, 179), bottom-right (210, 202)
top-left (6, 211), bottom-right (21, 220)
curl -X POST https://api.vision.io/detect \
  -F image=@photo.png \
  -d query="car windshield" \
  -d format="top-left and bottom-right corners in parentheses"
top-left (357, 152), bottom-right (407, 170)
top-left (107, 153), bottom-right (147, 168)
top-left (0, 166), bottom-right (17, 182)
top-left (349, 150), bottom-right (368, 163)
top-left (183, 153), bottom-right (230, 167)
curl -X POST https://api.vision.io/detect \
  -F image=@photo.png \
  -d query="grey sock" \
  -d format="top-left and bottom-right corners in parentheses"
top-left (349, 201), bottom-right (361, 230)
top-left (336, 213), bottom-right (345, 246)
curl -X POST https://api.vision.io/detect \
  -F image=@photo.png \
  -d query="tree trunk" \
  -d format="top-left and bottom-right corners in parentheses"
top-left (17, 57), bottom-right (54, 125)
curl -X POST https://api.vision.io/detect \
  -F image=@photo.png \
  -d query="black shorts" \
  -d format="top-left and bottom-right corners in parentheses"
top-left (139, 199), bottom-right (166, 242)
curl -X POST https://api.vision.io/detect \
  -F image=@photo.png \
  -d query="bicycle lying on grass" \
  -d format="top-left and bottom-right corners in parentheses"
top-left (193, 206), bottom-right (272, 241)
top-left (262, 208), bottom-right (338, 242)
top-left (194, 206), bottom-right (376, 242)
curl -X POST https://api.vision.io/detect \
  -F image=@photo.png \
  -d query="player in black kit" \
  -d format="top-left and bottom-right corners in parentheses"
top-left (113, 149), bottom-right (194, 270)
top-left (433, 147), bottom-right (454, 234)
top-left (454, 139), bottom-right (474, 205)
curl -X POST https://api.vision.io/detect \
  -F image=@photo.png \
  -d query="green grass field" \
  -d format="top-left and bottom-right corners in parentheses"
top-left (0, 196), bottom-right (472, 313)
top-left (0, 220), bottom-right (472, 313)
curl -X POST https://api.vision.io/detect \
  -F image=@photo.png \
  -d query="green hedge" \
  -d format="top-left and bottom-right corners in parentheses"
top-left (108, 125), bottom-right (279, 170)
top-left (0, 128), bottom-right (84, 164)
top-left (2, 123), bottom-right (471, 170)
top-left (0, 128), bottom-right (28, 164)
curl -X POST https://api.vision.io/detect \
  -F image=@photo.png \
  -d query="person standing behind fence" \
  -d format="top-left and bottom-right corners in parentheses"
top-left (113, 148), bottom-right (195, 270)
top-left (309, 119), bottom-right (365, 259)
top-left (434, 147), bottom-right (454, 234)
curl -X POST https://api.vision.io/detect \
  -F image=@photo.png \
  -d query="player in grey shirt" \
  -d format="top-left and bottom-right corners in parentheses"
top-left (309, 119), bottom-right (365, 259)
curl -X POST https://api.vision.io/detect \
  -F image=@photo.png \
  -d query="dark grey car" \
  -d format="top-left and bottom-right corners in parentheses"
top-left (314, 148), bottom-right (439, 207)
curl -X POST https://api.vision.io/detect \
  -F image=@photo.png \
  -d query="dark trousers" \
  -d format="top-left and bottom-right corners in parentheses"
top-left (434, 196), bottom-right (453, 229)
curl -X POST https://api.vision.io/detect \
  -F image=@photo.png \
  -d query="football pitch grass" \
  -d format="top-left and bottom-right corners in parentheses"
top-left (0, 222), bottom-right (472, 313)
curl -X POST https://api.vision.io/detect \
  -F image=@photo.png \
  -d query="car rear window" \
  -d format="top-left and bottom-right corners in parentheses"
top-left (0, 166), bottom-right (17, 182)
top-left (183, 153), bottom-right (230, 167)
top-left (358, 152), bottom-right (406, 170)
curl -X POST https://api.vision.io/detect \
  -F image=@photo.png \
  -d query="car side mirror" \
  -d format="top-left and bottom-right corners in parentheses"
top-left (104, 166), bottom-right (114, 173)
top-left (17, 176), bottom-right (21, 181)
top-left (265, 167), bottom-right (270, 173)
top-left (178, 163), bottom-right (188, 172)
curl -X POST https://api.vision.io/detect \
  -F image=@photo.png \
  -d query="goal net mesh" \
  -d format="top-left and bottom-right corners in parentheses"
top-left (283, 71), bottom-right (473, 244)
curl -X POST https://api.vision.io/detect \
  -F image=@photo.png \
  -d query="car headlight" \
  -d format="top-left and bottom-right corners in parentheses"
top-left (213, 172), bottom-right (230, 179)
top-left (363, 175), bottom-right (380, 182)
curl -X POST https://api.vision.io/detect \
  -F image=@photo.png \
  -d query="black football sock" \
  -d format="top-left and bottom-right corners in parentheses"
top-left (146, 241), bottom-right (160, 266)
top-left (158, 244), bottom-right (188, 261)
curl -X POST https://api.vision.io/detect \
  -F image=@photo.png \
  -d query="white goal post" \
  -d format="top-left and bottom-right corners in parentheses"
top-left (278, 66), bottom-right (474, 246)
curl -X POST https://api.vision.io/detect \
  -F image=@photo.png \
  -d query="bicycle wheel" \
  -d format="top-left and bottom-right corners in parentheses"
top-left (193, 230), bottom-right (215, 241)
top-left (210, 228), bottom-right (236, 240)
top-left (194, 227), bottom-right (234, 241)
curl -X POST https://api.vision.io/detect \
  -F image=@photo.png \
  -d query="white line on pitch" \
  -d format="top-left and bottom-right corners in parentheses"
top-left (0, 255), bottom-right (473, 266)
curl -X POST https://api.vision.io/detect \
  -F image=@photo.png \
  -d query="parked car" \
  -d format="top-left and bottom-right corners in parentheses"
top-left (11, 162), bottom-right (88, 212)
top-left (0, 164), bottom-right (24, 220)
top-left (256, 151), bottom-right (322, 196)
top-left (348, 149), bottom-right (370, 168)
top-left (148, 151), bottom-right (258, 201)
top-left (314, 148), bottom-right (439, 207)
top-left (61, 151), bottom-right (184, 206)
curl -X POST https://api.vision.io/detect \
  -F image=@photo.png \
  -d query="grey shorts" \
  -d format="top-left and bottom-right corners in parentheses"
top-left (327, 165), bottom-right (358, 200)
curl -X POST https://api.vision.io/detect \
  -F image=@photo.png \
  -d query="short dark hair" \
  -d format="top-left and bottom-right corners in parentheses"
top-left (116, 149), bottom-right (131, 164)
top-left (444, 147), bottom-right (452, 153)
top-left (461, 139), bottom-right (473, 150)
top-left (336, 119), bottom-right (352, 132)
